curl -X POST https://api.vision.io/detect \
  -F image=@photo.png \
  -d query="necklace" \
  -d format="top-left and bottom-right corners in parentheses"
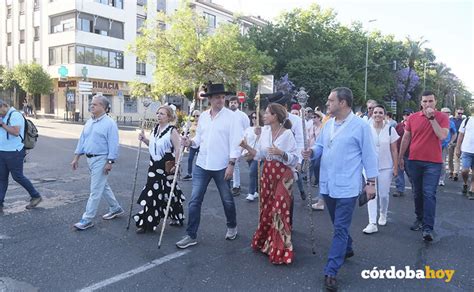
top-left (270, 125), bottom-right (284, 146)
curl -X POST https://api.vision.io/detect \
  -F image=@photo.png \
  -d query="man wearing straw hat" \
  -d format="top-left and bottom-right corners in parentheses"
top-left (176, 82), bottom-right (242, 249)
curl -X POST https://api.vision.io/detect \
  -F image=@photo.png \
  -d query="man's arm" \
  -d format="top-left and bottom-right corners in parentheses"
top-left (107, 122), bottom-right (119, 160)
top-left (429, 119), bottom-right (449, 140)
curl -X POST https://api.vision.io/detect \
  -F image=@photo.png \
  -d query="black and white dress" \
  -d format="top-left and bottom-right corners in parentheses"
top-left (134, 124), bottom-right (185, 231)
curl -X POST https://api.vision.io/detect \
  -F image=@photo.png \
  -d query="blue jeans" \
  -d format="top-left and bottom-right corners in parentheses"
top-left (322, 194), bottom-right (357, 276)
top-left (407, 160), bottom-right (442, 232)
top-left (186, 165), bottom-right (237, 239)
top-left (247, 160), bottom-right (258, 194)
top-left (82, 156), bottom-right (122, 222)
top-left (0, 149), bottom-right (40, 206)
top-left (187, 147), bottom-right (199, 175)
top-left (395, 156), bottom-right (412, 192)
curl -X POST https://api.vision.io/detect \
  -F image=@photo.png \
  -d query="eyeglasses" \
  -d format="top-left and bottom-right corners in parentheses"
top-left (193, 115), bottom-right (200, 117)
top-left (251, 116), bottom-right (257, 119)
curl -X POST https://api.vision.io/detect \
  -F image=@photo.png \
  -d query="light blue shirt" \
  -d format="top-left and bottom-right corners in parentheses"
top-left (74, 114), bottom-right (119, 160)
top-left (311, 112), bottom-right (379, 198)
top-left (0, 107), bottom-right (25, 151)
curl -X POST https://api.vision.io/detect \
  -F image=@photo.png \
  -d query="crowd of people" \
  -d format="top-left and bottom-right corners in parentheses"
top-left (0, 84), bottom-right (472, 291)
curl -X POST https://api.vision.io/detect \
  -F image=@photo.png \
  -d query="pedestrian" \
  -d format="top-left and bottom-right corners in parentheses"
top-left (455, 107), bottom-right (474, 199)
top-left (22, 99), bottom-right (29, 117)
top-left (240, 103), bottom-right (298, 265)
top-left (448, 107), bottom-right (464, 181)
top-left (398, 91), bottom-right (449, 241)
top-left (133, 105), bottom-right (185, 233)
top-left (303, 87), bottom-right (378, 291)
top-left (394, 109), bottom-right (413, 197)
top-left (71, 94), bottom-right (123, 230)
top-left (386, 112), bottom-right (397, 127)
top-left (182, 110), bottom-right (200, 181)
top-left (176, 83), bottom-right (242, 249)
top-left (362, 99), bottom-right (377, 123)
top-left (311, 110), bottom-right (325, 211)
top-left (439, 108), bottom-right (457, 186)
top-left (289, 103), bottom-right (307, 200)
top-left (363, 105), bottom-right (399, 234)
top-left (228, 96), bottom-right (250, 196)
top-left (0, 99), bottom-right (42, 212)
top-left (243, 111), bottom-right (263, 202)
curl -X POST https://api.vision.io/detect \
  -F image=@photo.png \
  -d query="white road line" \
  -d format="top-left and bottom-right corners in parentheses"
top-left (77, 250), bottom-right (190, 292)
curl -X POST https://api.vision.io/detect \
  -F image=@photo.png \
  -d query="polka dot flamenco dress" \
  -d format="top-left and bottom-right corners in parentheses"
top-left (134, 125), bottom-right (185, 232)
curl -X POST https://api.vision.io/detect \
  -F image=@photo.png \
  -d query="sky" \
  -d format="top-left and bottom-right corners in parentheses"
top-left (214, 0), bottom-right (474, 92)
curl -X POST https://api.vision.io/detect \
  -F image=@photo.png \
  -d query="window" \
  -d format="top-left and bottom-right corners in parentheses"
top-left (204, 12), bottom-right (216, 28)
top-left (94, 0), bottom-right (123, 9)
top-left (137, 0), bottom-right (147, 6)
top-left (124, 96), bottom-right (138, 113)
top-left (76, 46), bottom-right (85, 63)
top-left (51, 13), bottom-right (75, 33)
top-left (61, 46), bottom-right (68, 64)
top-left (34, 0), bottom-right (40, 10)
top-left (136, 58), bottom-right (146, 75)
top-left (7, 33), bottom-right (11, 46)
top-left (137, 15), bottom-right (146, 34)
top-left (73, 44), bottom-right (124, 69)
top-left (77, 13), bottom-right (124, 39)
top-left (76, 14), bottom-right (93, 33)
top-left (20, 30), bottom-right (25, 44)
top-left (19, 0), bottom-right (25, 15)
top-left (85, 47), bottom-right (94, 64)
top-left (6, 5), bottom-right (12, 18)
top-left (157, 0), bottom-right (166, 12)
top-left (68, 45), bottom-right (75, 63)
top-left (34, 27), bottom-right (40, 41)
top-left (94, 17), bottom-right (109, 36)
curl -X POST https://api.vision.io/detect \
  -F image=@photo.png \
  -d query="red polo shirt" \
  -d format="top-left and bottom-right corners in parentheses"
top-left (405, 111), bottom-right (449, 163)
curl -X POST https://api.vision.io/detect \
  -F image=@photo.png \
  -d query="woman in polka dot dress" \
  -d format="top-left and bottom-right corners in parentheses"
top-left (133, 105), bottom-right (185, 233)
top-left (240, 103), bottom-right (299, 264)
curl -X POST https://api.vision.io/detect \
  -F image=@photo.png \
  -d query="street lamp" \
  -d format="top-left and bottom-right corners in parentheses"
top-left (364, 19), bottom-right (377, 101)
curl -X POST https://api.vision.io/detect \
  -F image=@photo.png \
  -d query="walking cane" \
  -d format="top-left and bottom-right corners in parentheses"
top-left (126, 98), bottom-right (152, 230)
top-left (296, 87), bottom-right (316, 255)
top-left (254, 91), bottom-right (262, 225)
top-left (158, 101), bottom-right (196, 248)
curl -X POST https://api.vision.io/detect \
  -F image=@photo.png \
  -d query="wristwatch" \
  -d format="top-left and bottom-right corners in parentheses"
top-left (107, 160), bottom-right (115, 164)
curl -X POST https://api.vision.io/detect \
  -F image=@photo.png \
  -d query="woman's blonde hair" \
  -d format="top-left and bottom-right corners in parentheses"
top-left (157, 105), bottom-right (176, 122)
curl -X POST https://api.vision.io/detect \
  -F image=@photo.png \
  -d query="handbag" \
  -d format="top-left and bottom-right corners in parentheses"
top-left (165, 160), bottom-right (175, 174)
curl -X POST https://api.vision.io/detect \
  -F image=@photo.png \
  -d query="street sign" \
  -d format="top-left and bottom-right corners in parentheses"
top-left (237, 91), bottom-right (246, 103)
top-left (78, 81), bottom-right (93, 95)
top-left (58, 66), bottom-right (68, 78)
top-left (66, 92), bottom-right (75, 102)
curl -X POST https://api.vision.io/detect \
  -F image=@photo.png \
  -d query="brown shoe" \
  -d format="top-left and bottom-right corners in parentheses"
top-left (25, 196), bottom-right (42, 209)
top-left (324, 275), bottom-right (338, 291)
top-left (232, 187), bottom-right (241, 196)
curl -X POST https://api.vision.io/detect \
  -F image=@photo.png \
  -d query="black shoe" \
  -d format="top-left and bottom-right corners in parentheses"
top-left (25, 196), bottom-right (42, 209)
top-left (410, 220), bottom-right (423, 231)
top-left (453, 175), bottom-right (458, 181)
top-left (182, 174), bottom-right (192, 181)
top-left (345, 250), bottom-right (354, 259)
top-left (422, 230), bottom-right (434, 241)
top-left (136, 228), bottom-right (146, 234)
top-left (300, 191), bottom-right (306, 201)
top-left (468, 192), bottom-right (474, 200)
top-left (462, 184), bottom-right (468, 194)
top-left (232, 187), bottom-right (241, 196)
top-left (324, 275), bottom-right (338, 292)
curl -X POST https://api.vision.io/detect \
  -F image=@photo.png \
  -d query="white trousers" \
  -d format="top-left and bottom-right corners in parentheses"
top-left (367, 168), bottom-right (392, 224)
top-left (232, 157), bottom-right (241, 188)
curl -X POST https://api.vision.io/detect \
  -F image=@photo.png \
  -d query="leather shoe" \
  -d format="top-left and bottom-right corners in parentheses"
top-left (324, 275), bottom-right (338, 291)
top-left (345, 250), bottom-right (354, 259)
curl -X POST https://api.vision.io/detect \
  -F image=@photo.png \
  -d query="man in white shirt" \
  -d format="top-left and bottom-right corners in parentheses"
top-left (176, 83), bottom-right (243, 249)
top-left (228, 96), bottom-right (250, 196)
top-left (455, 108), bottom-right (474, 200)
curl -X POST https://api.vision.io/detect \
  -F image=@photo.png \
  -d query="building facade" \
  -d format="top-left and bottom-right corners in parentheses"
top-left (0, 0), bottom-right (266, 121)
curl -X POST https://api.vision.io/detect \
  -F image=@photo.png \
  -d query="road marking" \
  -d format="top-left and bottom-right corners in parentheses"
top-left (77, 250), bottom-right (190, 292)
top-left (0, 234), bottom-right (11, 240)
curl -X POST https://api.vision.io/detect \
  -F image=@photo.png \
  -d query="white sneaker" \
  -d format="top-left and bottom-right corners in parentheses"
top-left (246, 193), bottom-right (255, 201)
top-left (311, 201), bottom-right (325, 211)
top-left (225, 227), bottom-right (238, 240)
top-left (438, 180), bottom-right (445, 186)
top-left (253, 192), bottom-right (259, 198)
top-left (378, 214), bottom-right (387, 226)
top-left (363, 223), bottom-right (378, 234)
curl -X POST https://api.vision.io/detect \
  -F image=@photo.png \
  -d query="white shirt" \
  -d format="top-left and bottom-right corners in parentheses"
top-left (370, 122), bottom-right (399, 170)
top-left (193, 107), bottom-right (242, 171)
top-left (305, 119), bottom-right (314, 141)
top-left (148, 124), bottom-right (173, 161)
top-left (233, 109), bottom-right (250, 132)
top-left (287, 112), bottom-right (304, 162)
top-left (254, 127), bottom-right (298, 168)
top-left (242, 126), bottom-right (258, 156)
top-left (459, 117), bottom-right (474, 153)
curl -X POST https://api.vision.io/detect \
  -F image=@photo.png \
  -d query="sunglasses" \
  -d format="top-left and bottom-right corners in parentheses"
top-left (251, 116), bottom-right (257, 119)
top-left (193, 115), bottom-right (200, 117)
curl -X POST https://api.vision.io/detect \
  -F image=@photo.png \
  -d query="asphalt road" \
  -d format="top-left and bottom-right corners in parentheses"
top-left (0, 119), bottom-right (473, 291)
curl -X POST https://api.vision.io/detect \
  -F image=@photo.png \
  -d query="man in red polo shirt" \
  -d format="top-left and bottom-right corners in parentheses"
top-left (398, 91), bottom-right (449, 242)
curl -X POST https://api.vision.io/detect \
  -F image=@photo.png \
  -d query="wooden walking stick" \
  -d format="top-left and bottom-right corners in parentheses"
top-left (254, 91), bottom-right (262, 225)
top-left (127, 98), bottom-right (152, 230)
top-left (158, 100), bottom-right (196, 248)
top-left (296, 87), bottom-right (316, 254)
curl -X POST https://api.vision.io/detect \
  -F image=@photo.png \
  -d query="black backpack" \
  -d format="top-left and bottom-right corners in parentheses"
top-left (6, 111), bottom-right (38, 150)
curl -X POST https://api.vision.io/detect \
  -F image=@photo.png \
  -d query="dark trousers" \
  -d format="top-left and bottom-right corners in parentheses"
top-left (407, 160), bottom-right (442, 231)
top-left (0, 149), bottom-right (40, 206)
top-left (187, 147), bottom-right (199, 175)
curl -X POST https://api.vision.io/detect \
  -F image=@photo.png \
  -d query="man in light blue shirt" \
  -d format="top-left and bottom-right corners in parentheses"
top-left (71, 95), bottom-right (122, 230)
top-left (0, 99), bottom-right (42, 212)
top-left (303, 87), bottom-right (378, 291)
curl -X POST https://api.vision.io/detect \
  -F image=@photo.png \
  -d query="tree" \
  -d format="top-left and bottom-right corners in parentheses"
top-left (130, 2), bottom-right (271, 100)
top-left (13, 63), bottom-right (53, 118)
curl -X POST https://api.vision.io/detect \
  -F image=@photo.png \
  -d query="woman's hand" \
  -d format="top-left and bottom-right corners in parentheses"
top-left (267, 146), bottom-right (283, 157)
top-left (239, 138), bottom-right (249, 149)
top-left (393, 166), bottom-right (398, 177)
top-left (254, 126), bottom-right (262, 136)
